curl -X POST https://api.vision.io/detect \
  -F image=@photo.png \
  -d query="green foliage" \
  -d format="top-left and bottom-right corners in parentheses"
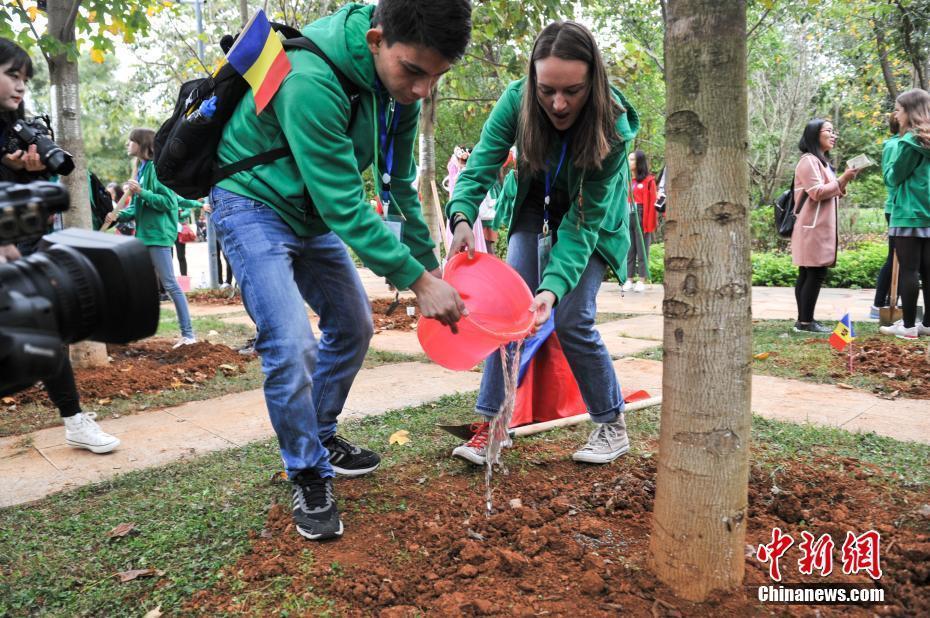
top-left (644, 241), bottom-right (886, 288)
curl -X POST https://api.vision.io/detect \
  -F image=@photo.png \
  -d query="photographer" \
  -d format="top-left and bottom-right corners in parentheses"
top-left (0, 38), bottom-right (119, 453)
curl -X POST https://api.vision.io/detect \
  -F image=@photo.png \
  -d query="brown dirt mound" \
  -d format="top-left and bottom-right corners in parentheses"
top-left (5, 340), bottom-right (250, 406)
top-left (371, 297), bottom-right (418, 333)
top-left (185, 289), bottom-right (243, 306)
top-left (852, 337), bottom-right (930, 399)
top-left (186, 443), bottom-right (929, 616)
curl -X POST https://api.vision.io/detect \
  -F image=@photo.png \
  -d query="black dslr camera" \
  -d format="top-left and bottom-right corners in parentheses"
top-left (4, 115), bottom-right (75, 176)
top-left (0, 181), bottom-right (159, 396)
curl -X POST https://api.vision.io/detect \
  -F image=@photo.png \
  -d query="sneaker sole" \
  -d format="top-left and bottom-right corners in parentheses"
top-left (452, 446), bottom-right (486, 466)
top-left (332, 461), bottom-right (380, 477)
top-left (295, 519), bottom-right (344, 541)
top-left (572, 444), bottom-right (630, 464)
top-left (67, 438), bottom-right (120, 454)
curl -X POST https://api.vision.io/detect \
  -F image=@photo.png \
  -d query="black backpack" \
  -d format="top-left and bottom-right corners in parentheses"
top-left (153, 23), bottom-right (360, 199)
top-left (87, 171), bottom-right (113, 230)
top-left (773, 182), bottom-right (808, 238)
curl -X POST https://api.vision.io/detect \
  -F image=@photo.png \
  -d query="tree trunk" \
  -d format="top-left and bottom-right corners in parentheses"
top-left (239, 0), bottom-right (249, 25)
top-left (649, 0), bottom-right (751, 602)
top-left (874, 26), bottom-right (898, 102)
top-left (46, 0), bottom-right (108, 369)
top-left (418, 86), bottom-right (444, 263)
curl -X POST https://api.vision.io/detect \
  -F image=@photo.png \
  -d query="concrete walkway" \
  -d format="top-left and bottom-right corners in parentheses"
top-left (2, 251), bottom-right (921, 509)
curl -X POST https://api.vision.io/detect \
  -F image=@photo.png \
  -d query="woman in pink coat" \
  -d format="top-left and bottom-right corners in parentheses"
top-left (790, 119), bottom-right (860, 333)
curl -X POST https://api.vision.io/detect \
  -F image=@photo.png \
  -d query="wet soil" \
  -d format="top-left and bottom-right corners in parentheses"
top-left (186, 441), bottom-right (929, 617)
top-left (1, 340), bottom-right (252, 436)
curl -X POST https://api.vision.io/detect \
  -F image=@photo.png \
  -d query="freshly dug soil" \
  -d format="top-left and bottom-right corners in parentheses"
top-left (851, 337), bottom-right (930, 399)
top-left (371, 298), bottom-right (418, 333)
top-left (3, 340), bottom-right (250, 409)
top-left (185, 289), bottom-right (243, 306)
top-left (186, 441), bottom-right (929, 616)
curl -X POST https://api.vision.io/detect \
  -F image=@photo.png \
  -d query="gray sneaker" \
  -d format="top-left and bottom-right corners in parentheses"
top-left (572, 416), bottom-right (630, 464)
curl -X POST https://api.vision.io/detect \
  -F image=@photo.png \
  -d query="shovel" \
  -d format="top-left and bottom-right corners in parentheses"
top-left (879, 253), bottom-right (903, 326)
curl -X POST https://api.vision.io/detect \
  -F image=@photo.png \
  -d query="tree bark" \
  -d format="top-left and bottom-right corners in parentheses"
top-left (874, 26), bottom-right (898, 102)
top-left (46, 0), bottom-right (108, 368)
top-left (239, 0), bottom-right (249, 25)
top-left (649, 0), bottom-right (751, 602)
top-left (417, 86), bottom-right (444, 263)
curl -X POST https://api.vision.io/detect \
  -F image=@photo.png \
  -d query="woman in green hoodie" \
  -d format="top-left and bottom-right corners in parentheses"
top-left (447, 21), bottom-right (638, 466)
top-left (880, 89), bottom-right (930, 340)
top-left (106, 128), bottom-right (195, 347)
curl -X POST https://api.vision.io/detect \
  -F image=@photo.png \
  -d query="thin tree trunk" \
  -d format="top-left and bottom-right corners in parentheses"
top-left (46, 0), bottom-right (108, 369)
top-left (875, 26), bottom-right (898, 101)
top-left (649, 0), bottom-right (751, 602)
top-left (418, 86), bottom-right (444, 264)
top-left (239, 0), bottom-right (249, 25)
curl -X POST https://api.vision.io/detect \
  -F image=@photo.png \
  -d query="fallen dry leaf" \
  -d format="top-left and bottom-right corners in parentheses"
top-left (753, 352), bottom-right (771, 361)
top-left (836, 383), bottom-right (854, 390)
top-left (218, 364), bottom-right (237, 372)
top-left (142, 607), bottom-right (162, 618)
top-left (114, 568), bottom-right (163, 583)
top-left (107, 522), bottom-right (136, 539)
top-left (389, 430), bottom-right (411, 446)
top-left (1, 396), bottom-right (15, 405)
top-left (270, 470), bottom-right (288, 484)
top-left (96, 398), bottom-right (112, 405)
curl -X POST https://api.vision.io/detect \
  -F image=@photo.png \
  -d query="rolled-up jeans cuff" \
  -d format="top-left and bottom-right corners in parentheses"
top-left (474, 405), bottom-right (498, 420)
top-left (590, 402), bottom-right (625, 424)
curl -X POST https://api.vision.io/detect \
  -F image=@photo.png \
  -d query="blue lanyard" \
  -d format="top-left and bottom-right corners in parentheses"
top-left (543, 140), bottom-right (568, 234)
top-left (137, 160), bottom-right (147, 181)
top-left (376, 84), bottom-right (402, 209)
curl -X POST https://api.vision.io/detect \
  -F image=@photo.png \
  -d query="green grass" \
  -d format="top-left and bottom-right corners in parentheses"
top-left (156, 310), bottom-right (253, 348)
top-left (2, 389), bottom-right (928, 616)
top-left (594, 312), bottom-right (638, 325)
top-left (636, 319), bottom-right (919, 393)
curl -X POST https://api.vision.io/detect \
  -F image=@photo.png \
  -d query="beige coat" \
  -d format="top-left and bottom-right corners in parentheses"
top-left (790, 153), bottom-right (844, 267)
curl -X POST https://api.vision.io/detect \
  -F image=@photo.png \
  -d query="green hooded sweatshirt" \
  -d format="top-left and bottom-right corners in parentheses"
top-left (215, 3), bottom-right (437, 290)
top-left (880, 134), bottom-right (901, 215)
top-left (117, 160), bottom-right (179, 247)
top-left (446, 79), bottom-right (639, 301)
top-left (886, 131), bottom-right (930, 228)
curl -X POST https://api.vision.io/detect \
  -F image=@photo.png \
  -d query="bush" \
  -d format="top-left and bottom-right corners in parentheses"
top-left (638, 241), bottom-right (886, 288)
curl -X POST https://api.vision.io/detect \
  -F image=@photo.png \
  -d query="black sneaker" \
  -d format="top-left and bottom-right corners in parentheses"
top-left (291, 469), bottom-right (343, 541)
top-left (324, 435), bottom-right (381, 477)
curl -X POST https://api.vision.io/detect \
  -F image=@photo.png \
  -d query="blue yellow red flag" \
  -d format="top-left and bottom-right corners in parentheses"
top-left (225, 10), bottom-right (290, 114)
top-left (828, 313), bottom-right (855, 352)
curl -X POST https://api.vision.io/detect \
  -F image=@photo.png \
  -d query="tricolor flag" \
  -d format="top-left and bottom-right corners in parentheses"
top-left (226, 10), bottom-right (290, 114)
top-left (829, 313), bottom-right (855, 352)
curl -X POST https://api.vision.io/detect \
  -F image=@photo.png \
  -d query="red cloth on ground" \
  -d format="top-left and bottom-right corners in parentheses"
top-left (510, 334), bottom-right (585, 427)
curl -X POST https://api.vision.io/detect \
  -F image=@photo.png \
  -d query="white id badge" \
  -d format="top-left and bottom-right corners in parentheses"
top-left (384, 214), bottom-right (404, 241)
top-left (537, 232), bottom-right (552, 276)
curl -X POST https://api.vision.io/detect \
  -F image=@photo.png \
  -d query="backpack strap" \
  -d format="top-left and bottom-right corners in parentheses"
top-left (213, 36), bottom-right (362, 184)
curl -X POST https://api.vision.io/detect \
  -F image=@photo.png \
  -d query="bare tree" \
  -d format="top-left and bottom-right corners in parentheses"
top-left (649, 0), bottom-right (752, 602)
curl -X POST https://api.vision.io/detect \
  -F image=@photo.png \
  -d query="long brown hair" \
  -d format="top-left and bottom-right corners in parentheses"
top-left (129, 127), bottom-right (155, 161)
top-left (518, 21), bottom-right (621, 174)
top-left (896, 89), bottom-right (930, 148)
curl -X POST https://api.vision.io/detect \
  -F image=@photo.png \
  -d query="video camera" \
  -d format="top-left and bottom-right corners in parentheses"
top-left (0, 181), bottom-right (159, 396)
top-left (4, 115), bottom-right (76, 176)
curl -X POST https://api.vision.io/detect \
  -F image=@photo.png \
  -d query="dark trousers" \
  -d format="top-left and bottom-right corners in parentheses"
top-left (217, 248), bottom-right (233, 285)
top-left (626, 205), bottom-right (652, 280)
top-left (873, 214), bottom-right (895, 307)
top-left (795, 266), bottom-right (828, 323)
top-left (174, 241), bottom-right (187, 276)
top-left (894, 237), bottom-right (930, 328)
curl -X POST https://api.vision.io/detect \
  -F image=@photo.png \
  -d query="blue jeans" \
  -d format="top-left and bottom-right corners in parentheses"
top-left (209, 186), bottom-right (373, 478)
top-left (475, 231), bottom-right (624, 423)
top-left (148, 246), bottom-right (194, 339)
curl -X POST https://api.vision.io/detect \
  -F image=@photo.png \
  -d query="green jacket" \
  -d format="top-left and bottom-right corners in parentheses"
top-left (447, 79), bottom-right (639, 300)
top-left (117, 160), bottom-right (179, 247)
top-left (881, 135), bottom-right (901, 215)
top-left (886, 131), bottom-right (930, 228)
top-left (179, 198), bottom-right (201, 223)
top-left (216, 3), bottom-right (437, 290)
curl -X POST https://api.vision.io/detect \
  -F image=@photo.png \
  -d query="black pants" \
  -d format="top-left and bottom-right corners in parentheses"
top-left (795, 266), bottom-right (828, 323)
top-left (174, 241), bottom-right (187, 276)
top-left (216, 248), bottom-right (233, 285)
top-left (873, 214), bottom-right (895, 307)
top-left (894, 236), bottom-right (930, 328)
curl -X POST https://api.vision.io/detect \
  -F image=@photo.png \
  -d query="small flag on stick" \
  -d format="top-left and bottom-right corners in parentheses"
top-left (828, 313), bottom-right (855, 352)
top-left (225, 10), bottom-right (290, 114)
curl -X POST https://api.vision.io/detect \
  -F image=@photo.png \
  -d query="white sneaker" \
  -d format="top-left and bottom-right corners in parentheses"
top-left (879, 323), bottom-right (918, 340)
top-left (621, 280), bottom-right (633, 292)
top-left (918, 323), bottom-right (930, 337)
top-left (64, 412), bottom-right (120, 454)
top-left (633, 281), bottom-right (646, 293)
top-left (572, 416), bottom-right (630, 464)
top-left (451, 422), bottom-right (511, 466)
top-left (172, 336), bottom-right (197, 349)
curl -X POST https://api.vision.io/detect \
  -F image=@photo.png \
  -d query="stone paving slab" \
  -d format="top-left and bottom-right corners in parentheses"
top-left (369, 330), bottom-right (425, 356)
top-left (0, 363), bottom-right (480, 508)
top-left (601, 315), bottom-right (664, 341)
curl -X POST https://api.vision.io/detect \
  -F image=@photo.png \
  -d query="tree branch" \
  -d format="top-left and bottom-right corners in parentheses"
top-left (436, 96), bottom-right (499, 104)
top-left (464, 52), bottom-right (509, 69)
top-left (874, 26), bottom-right (898, 101)
top-left (746, 8), bottom-right (771, 39)
top-left (13, 0), bottom-right (51, 65)
top-left (63, 0), bottom-right (82, 41)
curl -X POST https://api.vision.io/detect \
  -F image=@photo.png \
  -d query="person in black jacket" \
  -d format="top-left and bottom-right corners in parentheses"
top-left (0, 38), bottom-right (119, 453)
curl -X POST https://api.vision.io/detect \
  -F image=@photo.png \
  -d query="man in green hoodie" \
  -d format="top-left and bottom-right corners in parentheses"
top-left (210, 0), bottom-right (472, 540)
